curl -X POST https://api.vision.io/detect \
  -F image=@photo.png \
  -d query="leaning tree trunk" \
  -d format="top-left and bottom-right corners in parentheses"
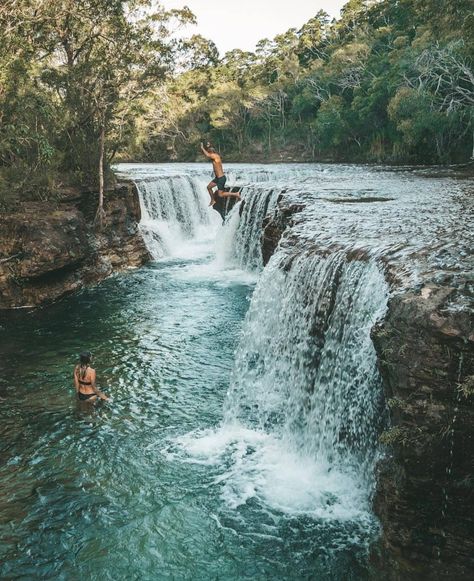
top-left (95, 124), bottom-right (106, 226)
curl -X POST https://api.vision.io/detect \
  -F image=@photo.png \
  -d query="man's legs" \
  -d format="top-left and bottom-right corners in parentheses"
top-left (207, 181), bottom-right (217, 206)
top-left (217, 189), bottom-right (241, 200)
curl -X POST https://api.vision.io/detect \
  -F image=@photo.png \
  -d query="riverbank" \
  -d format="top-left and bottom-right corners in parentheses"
top-left (0, 183), bottom-right (149, 309)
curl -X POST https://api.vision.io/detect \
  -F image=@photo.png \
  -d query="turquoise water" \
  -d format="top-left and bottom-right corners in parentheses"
top-left (0, 252), bottom-right (372, 580)
top-left (2, 161), bottom-right (470, 579)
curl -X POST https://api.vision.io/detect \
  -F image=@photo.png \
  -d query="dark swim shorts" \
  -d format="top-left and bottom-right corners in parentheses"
top-left (212, 175), bottom-right (227, 191)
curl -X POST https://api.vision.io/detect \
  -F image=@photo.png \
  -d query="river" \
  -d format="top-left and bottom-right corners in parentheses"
top-left (1, 163), bottom-right (470, 580)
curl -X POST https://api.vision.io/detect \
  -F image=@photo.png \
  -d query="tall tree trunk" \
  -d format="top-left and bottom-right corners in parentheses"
top-left (95, 123), bottom-right (106, 226)
top-left (268, 118), bottom-right (272, 153)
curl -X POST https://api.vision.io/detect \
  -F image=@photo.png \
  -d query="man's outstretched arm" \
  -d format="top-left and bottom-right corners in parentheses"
top-left (200, 143), bottom-right (214, 159)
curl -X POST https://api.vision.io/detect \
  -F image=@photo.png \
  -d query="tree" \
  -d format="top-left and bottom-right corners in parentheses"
top-left (296, 10), bottom-right (331, 65)
top-left (314, 96), bottom-right (350, 153)
top-left (388, 87), bottom-right (448, 160)
top-left (0, 0), bottom-right (193, 216)
top-left (110, 0), bottom-right (474, 165)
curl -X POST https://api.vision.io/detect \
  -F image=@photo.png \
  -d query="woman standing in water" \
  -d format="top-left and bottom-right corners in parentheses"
top-left (73, 351), bottom-right (110, 402)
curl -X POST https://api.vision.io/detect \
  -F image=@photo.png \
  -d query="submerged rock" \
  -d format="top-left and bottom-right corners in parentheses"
top-left (0, 183), bottom-right (150, 309)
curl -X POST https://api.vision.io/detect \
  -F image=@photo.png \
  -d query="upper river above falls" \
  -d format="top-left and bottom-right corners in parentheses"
top-left (0, 163), bottom-right (472, 580)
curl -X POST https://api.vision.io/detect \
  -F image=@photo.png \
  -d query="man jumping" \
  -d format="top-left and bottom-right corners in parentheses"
top-left (201, 141), bottom-right (241, 206)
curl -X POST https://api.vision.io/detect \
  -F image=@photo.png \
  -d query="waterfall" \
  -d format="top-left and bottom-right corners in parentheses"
top-left (226, 250), bottom-right (388, 481)
top-left (146, 165), bottom-right (390, 523)
top-left (135, 174), bottom-right (215, 259)
top-left (222, 186), bottom-right (282, 270)
top-left (127, 163), bottom-right (389, 523)
top-left (222, 182), bottom-right (388, 478)
top-left (131, 163), bottom-right (319, 264)
top-left (175, 245), bottom-right (388, 521)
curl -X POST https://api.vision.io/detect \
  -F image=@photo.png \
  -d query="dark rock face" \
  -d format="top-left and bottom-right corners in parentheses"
top-left (0, 183), bottom-right (150, 309)
top-left (256, 188), bottom-right (474, 579)
top-left (261, 201), bottom-right (305, 265)
top-left (372, 285), bottom-right (474, 580)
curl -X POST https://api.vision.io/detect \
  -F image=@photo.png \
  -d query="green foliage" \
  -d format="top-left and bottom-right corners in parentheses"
top-left (0, 0), bottom-right (192, 206)
top-left (388, 88), bottom-right (447, 159)
top-left (138, 0), bottom-right (473, 164)
top-left (387, 397), bottom-right (406, 410)
top-left (1, 0), bottom-right (473, 185)
top-left (314, 96), bottom-right (349, 150)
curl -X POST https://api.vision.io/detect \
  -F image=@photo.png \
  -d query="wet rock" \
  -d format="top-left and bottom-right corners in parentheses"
top-left (254, 184), bottom-right (474, 578)
top-left (261, 201), bottom-right (305, 265)
top-left (0, 182), bottom-right (150, 309)
top-left (372, 285), bottom-right (474, 580)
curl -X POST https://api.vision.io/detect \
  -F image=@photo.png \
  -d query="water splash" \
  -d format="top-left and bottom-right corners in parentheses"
top-left (173, 249), bottom-right (388, 529)
top-left (135, 174), bottom-right (216, 259)
top-left (226, 251), bottom-right (388, 479)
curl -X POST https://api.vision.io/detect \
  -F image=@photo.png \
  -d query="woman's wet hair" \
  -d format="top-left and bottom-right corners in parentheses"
top-left (79, 351), bottom-right (92, 379)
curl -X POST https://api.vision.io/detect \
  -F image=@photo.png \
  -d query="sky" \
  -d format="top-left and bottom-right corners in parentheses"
top-left (163, 0), bottom-right (347, 55)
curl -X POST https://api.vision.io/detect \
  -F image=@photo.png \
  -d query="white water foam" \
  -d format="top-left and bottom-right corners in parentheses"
top-left (126, 163), bottom-right (388, 527)
top-left (170, 251), bottom-right (387, 525)
top-left (133, 168), bottom-right (262, 286)
top-left (172, 423), bottom-right (373, 522)
top-left (136, 174), bottom-right (220, 260)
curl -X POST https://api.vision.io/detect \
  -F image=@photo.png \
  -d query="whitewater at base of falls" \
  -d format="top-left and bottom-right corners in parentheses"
top-left (168, 250), bottom-right (387, 536)
top-left (1, 162), bottom-right (470, 580)
top-left (128, 163), bottom-right (389, 543)
top-left (168, 424), bottom-right (374, 523)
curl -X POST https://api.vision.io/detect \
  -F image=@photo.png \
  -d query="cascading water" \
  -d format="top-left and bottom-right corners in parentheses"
top-left (2, 162), bottom-right (469, 580)
top-left (226, 250), bottom-right (388, 481)
top-left (130, 165), bottom-right (389, 520)
top-left (131, 163), bottom-right (313, 264)
top-left (135, 174), bottom-right (215, 259)
top-left (177, 180), bottom-right (389, 538)
top-left (231, 186), bottom-right (282, 270)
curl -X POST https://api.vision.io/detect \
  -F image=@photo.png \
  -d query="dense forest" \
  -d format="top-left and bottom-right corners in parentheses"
top-left (1, 0), bottom-right (473, 207)
top-left (139, 0), bottom-right (474, 165)
top-left (0, 0), bottom-right (193, 209)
